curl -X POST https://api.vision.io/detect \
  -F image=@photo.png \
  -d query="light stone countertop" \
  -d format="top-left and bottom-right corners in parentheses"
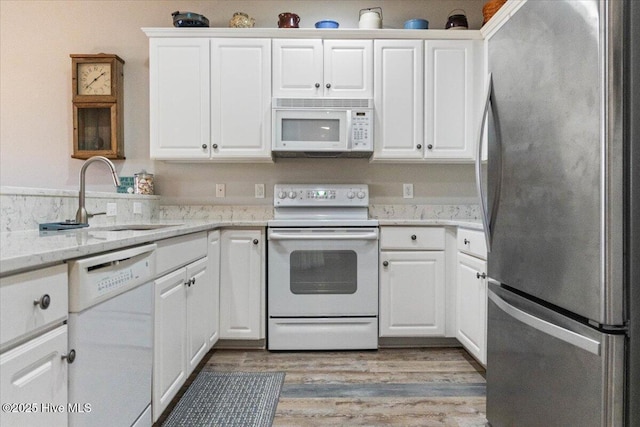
top-left (0, 220), bottom-right (266, 276)
top-left (0, 217), bottom-right (483, 276)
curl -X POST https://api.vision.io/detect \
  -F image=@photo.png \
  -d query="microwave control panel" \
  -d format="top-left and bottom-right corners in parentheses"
top-left (351, 110), bottom-right (373, 150)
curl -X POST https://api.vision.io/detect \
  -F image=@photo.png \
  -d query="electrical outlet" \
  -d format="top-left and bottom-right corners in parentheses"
top-left (133, 202), bottom-right (142, 215)
top-left (216, 184), bottom-right (226, 198)
top-left (255, 184), bottom-right (265, 199)
top-left (403, 183), bottom-right (414, 199)
top-left (106, 202), bottom-right (118, 217)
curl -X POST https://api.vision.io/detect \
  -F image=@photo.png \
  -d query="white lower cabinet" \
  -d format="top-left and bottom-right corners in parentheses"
top-left (0, 264), bottom-right (69, 427)
top-left (153, 233), bottom-right (212, 422)
top-left (379, 227), bottom-right (446, 337)
top-left (220, 228), bottom-right (265, 340)
top-left (455, 228), bottom-right (488, 365)
top-left (0, 325), bottom-right (68, 427)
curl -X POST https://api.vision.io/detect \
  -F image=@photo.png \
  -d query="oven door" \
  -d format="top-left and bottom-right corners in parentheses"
top-left (268, 227), bottom-right (379, 316)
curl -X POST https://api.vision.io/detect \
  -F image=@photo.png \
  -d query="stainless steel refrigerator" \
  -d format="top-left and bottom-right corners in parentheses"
top-left (478, 1), bottom-right (639, 426)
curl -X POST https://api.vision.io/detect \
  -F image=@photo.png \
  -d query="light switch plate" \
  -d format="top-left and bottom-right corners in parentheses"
top-left (133, 202), bottom-right (142, 215)
top-left (255, 184), bottom-right (265, 199)
top-left (403, 183), bottom-right (414, 199)
top-left (106, 202), bottom-right (117, 216)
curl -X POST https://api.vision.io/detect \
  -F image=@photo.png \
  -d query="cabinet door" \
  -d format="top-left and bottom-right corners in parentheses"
top-left (211, 39), bottom-right (272, 161)
top-left (424, 40), bottom-right (478, 161)
top-left (0, 325), bottom-right (68, 427)
top-left (373, 40), bottom-right (424, 161)
top-left (207, 231), bottom-right (221, 348)
top-left (153, 267), bottom-right (187, 422)
top-left (220, 229), bottom-right (264, 340)
top-left (149, 38), bottom-right (210, 159)
top-left (379, 251), bottom-right (446, 337)
top-left (456, 252), bottom-right (487, 365)
top-left (185, 257), bottom-right (209, 374)
top-left (272, 39), bottom-right (323, 98)
top-left (324, 40), bottom-right (373, 98)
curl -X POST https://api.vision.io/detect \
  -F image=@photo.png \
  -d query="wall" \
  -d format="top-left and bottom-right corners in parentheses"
top-left (0, 0), bottom-right (484, 206)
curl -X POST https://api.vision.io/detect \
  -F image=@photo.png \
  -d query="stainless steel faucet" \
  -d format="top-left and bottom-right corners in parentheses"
top-left (75, 156), bottom-right (120, 224)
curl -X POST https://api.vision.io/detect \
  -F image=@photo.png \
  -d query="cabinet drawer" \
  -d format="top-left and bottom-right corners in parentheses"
top-left (457, 228), bottom-right (487, 259)
top-left (0, 264), bottom-right (68, 349)
top-left (156, 231), bottom-right (208, 277)
top-left (380, 227), bottom-right (445, 250)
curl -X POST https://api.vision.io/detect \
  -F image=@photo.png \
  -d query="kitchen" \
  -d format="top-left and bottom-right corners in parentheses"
top-left (1, 1), bottom-right (638, 426)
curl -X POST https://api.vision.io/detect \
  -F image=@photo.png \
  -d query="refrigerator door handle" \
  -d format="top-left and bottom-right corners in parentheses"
top-left (476, 74), bottom-right (493, 252)
top-left (488, 289), bottom-right (601, 355)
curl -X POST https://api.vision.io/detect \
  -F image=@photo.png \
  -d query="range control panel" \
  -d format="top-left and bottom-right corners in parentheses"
top-left (274, 184), bottom-right (369, 207)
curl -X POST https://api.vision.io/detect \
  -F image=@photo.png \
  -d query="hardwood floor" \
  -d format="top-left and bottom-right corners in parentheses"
top-left (157, 347), bottom-right (487, 426)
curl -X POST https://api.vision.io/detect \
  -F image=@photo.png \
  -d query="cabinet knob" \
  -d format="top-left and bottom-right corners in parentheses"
top-left (476, 272), bottom-right (487, 279)
top-left (326, 83), bottom-right (331, 89)
top-left (253, 239), bottom-right (259, 245)
top-left (62, 349), bottom-right (76, 364)
top-left (427, 144), bottom-right (433, 149)
top-left (34, 294), bottom-right (51, 310)
top-left (382, 261), bottom-right (389, 267)
top-left (202, 144), bottom-right (208, 149)
top-left (411, 234), bottom-right (417, 241)
top-left (315, 83), bottom-right (320, 88)
top-left (212, 144), bottom-right (218, 149)
top-left (191, 277), bottom-right (196, 286)
top-left (464, 238), bottom-right (470, 244)
top-left (416, 144), bottom-right (422, 149)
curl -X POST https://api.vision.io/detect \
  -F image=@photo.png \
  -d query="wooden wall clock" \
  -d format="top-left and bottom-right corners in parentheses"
top-left (70, 53), bottom-right (125, 159)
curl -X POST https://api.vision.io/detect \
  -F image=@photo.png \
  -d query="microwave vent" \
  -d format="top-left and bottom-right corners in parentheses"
top-left (273, 98), bottom-right (373, 109)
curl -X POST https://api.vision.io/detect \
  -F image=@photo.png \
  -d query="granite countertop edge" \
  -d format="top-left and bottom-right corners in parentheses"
top-left (1, 218), bottom-right (483, 276)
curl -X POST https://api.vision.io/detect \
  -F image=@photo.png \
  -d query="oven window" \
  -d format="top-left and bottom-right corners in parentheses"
top-left (290, 250), bottom-right (357, 294)
top-left (282, 118), bottom-right (340, 142)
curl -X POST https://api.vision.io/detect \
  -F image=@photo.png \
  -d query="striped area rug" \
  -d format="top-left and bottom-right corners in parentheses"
top-left (162, 371), bottom-right (285, 427)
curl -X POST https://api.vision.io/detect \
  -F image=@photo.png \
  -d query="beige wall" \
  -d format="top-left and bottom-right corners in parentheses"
top-left (0, 0), bottom-right (484, 205)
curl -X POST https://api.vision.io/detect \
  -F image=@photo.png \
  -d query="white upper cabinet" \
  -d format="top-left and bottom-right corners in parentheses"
top-left (424, 40), bottom-right (480, 161)
top-left (149, 38), bottom-right (210, 160)
top-left (149, 38), bottom-right (271, 161)
top-left (211, 39), bottom-right (272, 161)
top-left (373, 40), bottom-right (424, 161)
top-left (272, 39), bottom-right (373, 98)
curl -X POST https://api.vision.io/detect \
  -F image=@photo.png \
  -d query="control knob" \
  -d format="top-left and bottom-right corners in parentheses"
top-left (288, 191), bottom-right (297, 199)
top-left (278, 191), bottom-right (287, 199)
top-left (347, 191), bottom-right (356, 199)
top-left (357, 191), bottom-right (366, 199)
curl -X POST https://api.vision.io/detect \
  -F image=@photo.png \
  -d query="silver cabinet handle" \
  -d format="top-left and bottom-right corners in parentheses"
top-left (382, 261), bottom-right (389, 267)
top-left (476, 272), bottom-right (487, 279)
top-left (62, 349), bottom-right (76, 364)
top-left (34, 294), bottom-right (51, 310)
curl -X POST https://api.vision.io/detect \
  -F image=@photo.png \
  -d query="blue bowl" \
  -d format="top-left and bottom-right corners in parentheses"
top-left (404, 18), bottom-right (429, 29)
top-left (315, 20), bottom-right (339, 28)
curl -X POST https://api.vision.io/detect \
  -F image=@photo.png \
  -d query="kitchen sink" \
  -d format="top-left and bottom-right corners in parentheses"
top-left (90, 223), bottom-right (183, 232)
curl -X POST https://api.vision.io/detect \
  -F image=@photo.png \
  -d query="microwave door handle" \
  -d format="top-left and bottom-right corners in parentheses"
top-left (346, 110), bottom-right (353, 149)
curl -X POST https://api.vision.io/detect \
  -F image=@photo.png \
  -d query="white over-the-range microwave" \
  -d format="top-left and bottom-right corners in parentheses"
top-left (272, 98), bottom-right (373, 158)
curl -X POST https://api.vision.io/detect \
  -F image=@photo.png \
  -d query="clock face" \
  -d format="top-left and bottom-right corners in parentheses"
top-left (77, 63), bottom-right (112, 96)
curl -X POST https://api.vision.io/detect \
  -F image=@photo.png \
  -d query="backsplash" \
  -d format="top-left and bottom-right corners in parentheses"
top-left (0, 187), bottom-right (159, 232)
top-left (370, 204), bottom-right (481, 220)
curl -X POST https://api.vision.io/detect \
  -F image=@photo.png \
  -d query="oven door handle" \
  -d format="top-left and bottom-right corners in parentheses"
top-left (268, 231), bottom-right (379, 241)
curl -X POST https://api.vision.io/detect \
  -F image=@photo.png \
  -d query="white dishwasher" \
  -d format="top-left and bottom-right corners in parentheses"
top-left (68, 244), bottom-right (156, 427)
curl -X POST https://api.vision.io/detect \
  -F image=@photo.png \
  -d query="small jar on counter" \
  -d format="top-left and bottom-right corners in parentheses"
top-left (134, 173), bottom-right (154, 195)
